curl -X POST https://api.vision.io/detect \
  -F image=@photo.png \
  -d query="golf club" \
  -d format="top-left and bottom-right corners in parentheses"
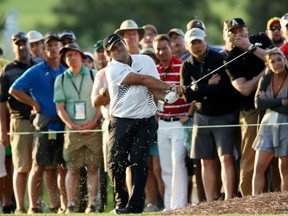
top-left (187, 43), bottom-right (262, 89)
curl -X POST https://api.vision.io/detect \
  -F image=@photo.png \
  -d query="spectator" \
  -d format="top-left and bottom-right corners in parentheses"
top-left (0, 32), bottom-right (38, 214)
top-left (280, 13), bottom-right (288, 59)
top-left (252, 47), bottom-right (288, 194)
top-left (186, 19), bottom-right (223, 53)
top-left (181, 28), bottom-right (239, 202)
top-left (167, 28), bottom-right (189, 60)
top-left (103, 33), bottom-right (184, 214)
top-left (27, 30), bottom-right (46, 60)
top-left (153, 34), bottom-right (190, 210)
top-left (9, 32), bottom-right (67, 214)
top-left (54, 43), bottom-right (103, 213)
top-left (140, 24), bottom-right (158, 50)
top-left (225, 18), bottom-right (273, 196)
top-left (58, 30), bottom-right (76, 46)
top-left (114, 19), bottom-right (144, 54)
top-left (266, 17), bottom-right (285, 48)
top-left (93, 40), bottom-right (108, 70)
top-left (93, 39), bottom-right (110, 213)
top-left (83, 51), bottom-right (96, 70)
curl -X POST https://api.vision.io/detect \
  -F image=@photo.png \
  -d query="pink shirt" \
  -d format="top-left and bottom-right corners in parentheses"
top-left (91, 67), bottom-right (110, 120)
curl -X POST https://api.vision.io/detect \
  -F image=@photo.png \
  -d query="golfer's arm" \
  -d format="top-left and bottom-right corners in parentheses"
top-left (121, 72), bottom-right (171, 91)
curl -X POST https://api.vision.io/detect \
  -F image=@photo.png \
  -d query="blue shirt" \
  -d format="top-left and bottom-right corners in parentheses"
top-left (11, 61), bottom-right (67, 130)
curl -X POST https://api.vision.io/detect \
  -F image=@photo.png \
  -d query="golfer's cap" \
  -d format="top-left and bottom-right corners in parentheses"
top-left (103, 34), bottom-right (122, 52)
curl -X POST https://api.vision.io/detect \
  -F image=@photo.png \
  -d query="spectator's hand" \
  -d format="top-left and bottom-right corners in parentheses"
top-left (31, 100), bottom-right (41, 114)
top-left (79, 121), bottom-right (99, 135)
top-left (208, 74), bottom-right (221, 85)
top-left (179, 115), bottom-right (190, 124)
top-left (258, 90), bottom-right (267, 99)
top-left (0, 133), bottom-right (9, 147)
top-left (234, 36), bottom-right (250, 51)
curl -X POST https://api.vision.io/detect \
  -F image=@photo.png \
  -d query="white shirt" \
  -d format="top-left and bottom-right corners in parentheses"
top-left (106, 54), bottom-right (159, 118)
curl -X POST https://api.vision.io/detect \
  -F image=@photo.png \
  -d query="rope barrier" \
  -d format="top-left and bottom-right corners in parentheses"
top-left (8, 122), bottom-right (288, 135)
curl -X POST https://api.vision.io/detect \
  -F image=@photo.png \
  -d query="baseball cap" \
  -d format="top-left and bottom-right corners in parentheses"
top-left (83, 51), bottom-right (94, 61)
top-left (266, 17), bottom-right (281, 30)
top-left (226, 18), bottom-right (246, 32)
top-left (280, 13), bottom-right (288, 28)
top-left (103, 34), bottom-right (122, 52)
top-left (43, 32), bottom-right (61, 44)
top-left (186, 19), bottom-right (206, 31)
top-left (143, 24), bottom-right (158, 35)
top-left (27, 30), bottom-right (44, 43)
top-left (58, 30), bottom-right (77, 41)
top-left (168, 28), bottom-right (184, 37)
top-left (93, 40), bottom-right (104, 52)
top-left (11, 32), bottom-right (28, 43)
top-left (114, 19), bottom-right (145, 40)
top-left (184, 28), bottom-right (205, 43)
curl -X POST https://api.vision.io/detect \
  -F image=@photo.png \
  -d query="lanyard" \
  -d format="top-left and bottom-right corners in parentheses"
top-left (70, 74), bottom-right (84, 99)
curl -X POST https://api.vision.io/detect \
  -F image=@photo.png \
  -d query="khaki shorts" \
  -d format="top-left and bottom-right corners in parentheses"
top-left (63, 127), bottom-right (103, 170)
top-left (10, 118), bottom-right (34, 172)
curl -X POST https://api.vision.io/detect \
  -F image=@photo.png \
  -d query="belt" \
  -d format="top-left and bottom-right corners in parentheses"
top-left (159, 117), bottom-right (180, 122)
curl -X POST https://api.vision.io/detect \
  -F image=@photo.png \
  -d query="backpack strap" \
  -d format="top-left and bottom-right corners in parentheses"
top-left (89, 69), bottom-right (94, 81)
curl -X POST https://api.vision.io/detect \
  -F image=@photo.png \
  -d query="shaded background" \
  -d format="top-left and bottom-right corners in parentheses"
top-left (0, 0), bottom-right (287, 59)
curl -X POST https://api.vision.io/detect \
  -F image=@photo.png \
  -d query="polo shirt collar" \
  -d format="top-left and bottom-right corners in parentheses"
top-left (65, 64), bottom-right (87, 78)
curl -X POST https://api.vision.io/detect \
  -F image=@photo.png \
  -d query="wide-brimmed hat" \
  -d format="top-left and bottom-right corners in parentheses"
top-left (114, 19), bottom-right (144, 40)
top-left (59, 43), bottom-right (84, 67)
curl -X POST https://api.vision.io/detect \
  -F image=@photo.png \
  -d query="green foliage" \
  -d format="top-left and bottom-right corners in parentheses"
top-left (51, 0), bottom-right (220, 50)
top-left (245, 0), bottom-right (287, 34)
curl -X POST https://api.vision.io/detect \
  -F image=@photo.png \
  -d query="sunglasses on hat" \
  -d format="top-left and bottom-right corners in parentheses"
top-left (270, 26), bottom-right (281, 31)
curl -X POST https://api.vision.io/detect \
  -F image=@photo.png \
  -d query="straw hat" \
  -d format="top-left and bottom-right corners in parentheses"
top-left (114, 19), bottom-right (144, 40)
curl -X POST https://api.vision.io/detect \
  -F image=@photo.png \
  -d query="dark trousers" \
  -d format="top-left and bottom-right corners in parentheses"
top-left (107, 116), bottom-right (158, 213)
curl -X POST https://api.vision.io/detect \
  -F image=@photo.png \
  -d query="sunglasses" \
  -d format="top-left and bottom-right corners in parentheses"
top-left (270, 26), bottom-right (281, 31)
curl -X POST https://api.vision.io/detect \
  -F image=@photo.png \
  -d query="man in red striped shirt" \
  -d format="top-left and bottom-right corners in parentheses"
top-left (153, 34), bottom-right (191, 210)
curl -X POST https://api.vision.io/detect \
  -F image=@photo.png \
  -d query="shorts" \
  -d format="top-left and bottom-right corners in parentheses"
top-left (0, 145), bottom-right (6, 177)
top-left (32, 130), bottom-right (65, 167)
top-left (5, 144), bottom-right (12, 156)
top-left (190, 112), bottom-right (238, 160)
top-left (149, 142), bottom-right (159, 156)
top-left (10, 118), bottom-right (34, 172)
top-left (63, 127), bottom-right (103, 170)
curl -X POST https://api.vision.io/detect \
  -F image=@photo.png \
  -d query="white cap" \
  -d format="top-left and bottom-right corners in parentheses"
top-left (83, 51), bottom-right (94, 61)
top-left (280, 13), bottom-right (288, 29)
top-left (27, 30), bottom-right (44, 43)
top-left (185, 28), bottom-right (205, 43)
